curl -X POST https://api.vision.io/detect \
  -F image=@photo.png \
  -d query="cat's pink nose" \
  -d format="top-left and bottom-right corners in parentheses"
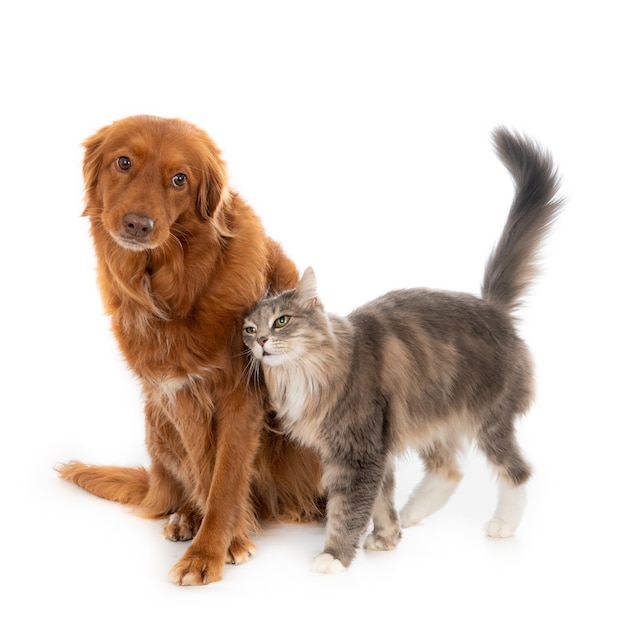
top-left (257, 337), bottom-right (268, 347)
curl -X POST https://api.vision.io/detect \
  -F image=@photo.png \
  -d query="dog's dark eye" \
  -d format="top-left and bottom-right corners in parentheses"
top-left (172, 173), bottom-right (187, 188)
top-left (116, 156), bottom-right (132, 171)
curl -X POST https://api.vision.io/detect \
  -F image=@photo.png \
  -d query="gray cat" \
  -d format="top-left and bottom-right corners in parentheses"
top-left (242, 128), bottom-right (562, 573)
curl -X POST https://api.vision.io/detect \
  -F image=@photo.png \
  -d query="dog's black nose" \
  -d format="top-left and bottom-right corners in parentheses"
top-left (122, 213), bottom-right (154, 238)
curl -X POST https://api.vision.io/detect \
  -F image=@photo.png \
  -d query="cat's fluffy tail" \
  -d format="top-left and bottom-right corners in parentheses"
top-left (481, 128), bottom-right (562, 313)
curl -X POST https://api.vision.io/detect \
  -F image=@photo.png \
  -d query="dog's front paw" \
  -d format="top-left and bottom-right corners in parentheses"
top-left (169, 549), bottom-right (223, 586)
top-left (227, 536), bottom-right (256, 565)
top-left (312, 552), bottom-right (346, 574)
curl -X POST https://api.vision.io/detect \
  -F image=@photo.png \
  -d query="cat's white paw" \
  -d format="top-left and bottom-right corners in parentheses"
top-left (399, 506), bottom-right (424, 528)
top-left (487, 482), bottom-right (525, 538)
top-left (312, 553), bottom-right (346, 574)
top-left (400, 473), bottom-right (461, 528)
top-left (486, 518), bottom-right (516, 538)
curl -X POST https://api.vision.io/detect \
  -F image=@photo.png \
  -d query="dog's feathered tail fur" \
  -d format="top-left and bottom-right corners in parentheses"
top-left (58, 429), bottom-right (324, 522)
top-left (56, 463), bottom-right (151, 508)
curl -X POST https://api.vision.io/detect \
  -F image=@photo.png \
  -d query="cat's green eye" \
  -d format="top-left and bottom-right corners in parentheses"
top-left (273, 315), bottom-right (291, 329)
top-left (244, 326), bottom-right (256, 335)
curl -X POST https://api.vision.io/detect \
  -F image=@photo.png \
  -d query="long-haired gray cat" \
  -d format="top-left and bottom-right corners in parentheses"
top-left (242, 128), bottom-right (562, 573)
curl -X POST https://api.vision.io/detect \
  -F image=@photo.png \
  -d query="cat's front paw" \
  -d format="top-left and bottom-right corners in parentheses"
top-left (363, 527), bottom-right (401, 551)
top-left (312, 552), bottom-right (346, 574)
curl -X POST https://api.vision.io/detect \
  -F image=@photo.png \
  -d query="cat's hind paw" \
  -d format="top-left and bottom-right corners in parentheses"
top-left (486, 517), bottom-right (517, 538)
top-left (399, 506), bottom-right (425, 529)
top-left (312, 553), bottom-right (346, 574)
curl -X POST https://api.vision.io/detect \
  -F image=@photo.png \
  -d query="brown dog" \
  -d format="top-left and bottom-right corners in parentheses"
top-left (57, 115), bottom-right (324, 585)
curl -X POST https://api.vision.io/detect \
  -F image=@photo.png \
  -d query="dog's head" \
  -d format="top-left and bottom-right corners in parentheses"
top-left (82, 115), bottom-right (231, 250)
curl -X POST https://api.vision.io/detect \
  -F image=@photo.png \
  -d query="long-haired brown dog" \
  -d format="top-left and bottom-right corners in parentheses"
top-left (57, 115), bottom-right (324, 585)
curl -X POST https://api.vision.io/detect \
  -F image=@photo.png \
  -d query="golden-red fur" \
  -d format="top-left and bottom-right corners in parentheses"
top-left (57, 115), bottom-right (324, 585)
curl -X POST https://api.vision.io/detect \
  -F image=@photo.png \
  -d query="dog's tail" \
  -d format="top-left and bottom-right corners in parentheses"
top-left (56, 462), bottom-right (170, 517)
top-left (481, 128), bottom-right (562, 313)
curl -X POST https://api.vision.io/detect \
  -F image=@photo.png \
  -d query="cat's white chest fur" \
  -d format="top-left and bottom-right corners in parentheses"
top-left (266, 366), bottom-right (324, 448)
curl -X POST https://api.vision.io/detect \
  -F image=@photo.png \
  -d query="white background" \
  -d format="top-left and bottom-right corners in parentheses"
top-left (1, 1), bottom-right (624, 624)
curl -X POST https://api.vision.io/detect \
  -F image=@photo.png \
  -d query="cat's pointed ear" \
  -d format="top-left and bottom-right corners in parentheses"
top-left (295, 267), bottom-right (319, 304)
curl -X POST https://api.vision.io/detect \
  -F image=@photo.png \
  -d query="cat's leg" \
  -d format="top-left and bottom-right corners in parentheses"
top-left (364, 460), bottom-right (402, 551)
top-left (487, 479), bottom-right (527, 538)
top-left (313, 459), bottom-right (385, 573)
top-left (400, 444), bottom-right (462, 528)
top-left (477, 420), bottom-right (531, 538)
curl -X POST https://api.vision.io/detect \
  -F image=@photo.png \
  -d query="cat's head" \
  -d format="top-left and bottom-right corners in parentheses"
top-left (243, 267), bottom-right (328, 368)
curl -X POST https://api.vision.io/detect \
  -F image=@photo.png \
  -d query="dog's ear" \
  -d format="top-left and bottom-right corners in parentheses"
top-left (195, 136), bottom-right (232, 228)
top-left (81, 125), bottom-right (109, 216)
top-left (196, 165), bottom-right (229, 219)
